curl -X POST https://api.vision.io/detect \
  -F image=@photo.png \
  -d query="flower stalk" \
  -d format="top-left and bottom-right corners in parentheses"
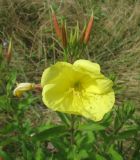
top-left (34, 84), bottom-right (42, 91)
top-left (70, 115), bottom-right (75, 145)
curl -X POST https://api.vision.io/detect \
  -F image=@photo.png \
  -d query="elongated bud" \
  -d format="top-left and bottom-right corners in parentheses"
top-left (13, 83), bottom-right (35, 97)
top-left (84, 13), bottom-right (94, 44)
top-left (5, 38), bottom-right (12, 63)
top-left (52, 11), bottom-right (62, 39)
top-left (61, 23), bottom-right (67, 48)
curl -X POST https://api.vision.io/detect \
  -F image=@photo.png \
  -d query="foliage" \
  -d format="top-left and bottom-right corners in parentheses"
top-left (0, 51), bottom-right (140, 159)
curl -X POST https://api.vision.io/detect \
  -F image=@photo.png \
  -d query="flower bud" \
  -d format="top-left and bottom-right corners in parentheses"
top-left (61, 23), bottom-right (67, 48)
top-left (5, 38), bottom-right (12, 63)
top-left (84, 13), bottom-right (94, 44)
top-left (52, 12), bottom-right (62, 40)
top-left (13, 83), bottom-right (35, 97)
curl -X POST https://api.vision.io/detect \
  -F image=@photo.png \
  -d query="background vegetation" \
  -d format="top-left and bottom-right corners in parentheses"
top-left (0, 0), bottom-right (140, 159)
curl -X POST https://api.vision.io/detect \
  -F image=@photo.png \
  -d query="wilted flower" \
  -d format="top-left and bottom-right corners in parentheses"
top-left (41, 60), bottom-right (115, 121)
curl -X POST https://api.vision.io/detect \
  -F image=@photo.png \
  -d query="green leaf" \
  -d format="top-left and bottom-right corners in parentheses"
top-left (114, 114), bottom-right (121, 130)
top-left (0, 123), bottom-right (17, 134)
top-left (78, 149), bottom-right (89, 159)
top-left (21, 142), bottom-right (33, 160)
top-left (0, 150), bottom-right (11, 160)
top-left (116, 126), bottom-right (140, 139)
top-left (100, 112), bottom-right (113, 127)
top-left (0, 95), bottom-right (10, 111)
top-left (32, 125), bottom-right (66, 141)
top-left (18, 96), bottom-right (37, 110)
top-left (76, 131), bottom-right (95, 151)
top-left (50, 138), bottom-right (68, 155)
top-left (6, 71), bottom-right (17, 95)
top-left (108, 146), bottom-right (123, 160)
top-left (57, 112), bottom-right (70, 126)
top-left (95, 154), bottom-right (106, 160)
top-left (123, 101), bottom-right (135, 117)
top-left (0, 137), bottom-right (19, 146)
top-left (35, 147), bottom-right (45, 160)
top-left (35, 123), bottom-right (54, 133)
top-left (67, 145), bottom-right (82, 160)
top-left (78, 123), bottom-right (106, 131)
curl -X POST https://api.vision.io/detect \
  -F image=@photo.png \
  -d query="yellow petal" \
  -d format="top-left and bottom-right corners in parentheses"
top-left (41, 62), bottom-right (74, 87)
top-left (74, 59), bottom-right (100, 74)
top-left (82, 90), bottom-right (115, 121)
top-left (42, 83), bottom-right (84, 115)
top-left (42, 65), bottom-right (84, 112)
top-left (84, 76), bottom-right (113, 94)
top-left (41, 67), bottom-right (51, 87)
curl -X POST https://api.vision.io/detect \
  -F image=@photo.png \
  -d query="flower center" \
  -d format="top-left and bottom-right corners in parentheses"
top-left (73, 81), bottom-right (82, 91)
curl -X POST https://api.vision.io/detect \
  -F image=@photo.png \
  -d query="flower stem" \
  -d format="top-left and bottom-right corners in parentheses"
top-left (70, 115), bottom-right (75, 145)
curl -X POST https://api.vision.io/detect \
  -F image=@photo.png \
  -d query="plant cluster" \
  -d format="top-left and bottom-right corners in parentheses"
top-left (0, 1), bottom-right (140, 160)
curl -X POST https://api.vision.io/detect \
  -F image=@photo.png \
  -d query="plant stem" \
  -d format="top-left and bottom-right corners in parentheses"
top-left (70, 115), bottom-right (75, 145)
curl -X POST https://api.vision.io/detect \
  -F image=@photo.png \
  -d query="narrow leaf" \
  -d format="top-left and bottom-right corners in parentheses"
top-left (108, 146), bottom-right (123, 160)
top-left (78, 123), bottom-right (105, 131)
top-left (32, 125), bottom-right (66, 141)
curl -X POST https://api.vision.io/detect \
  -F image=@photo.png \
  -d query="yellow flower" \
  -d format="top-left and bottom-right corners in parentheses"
top-left (41, 60), bottom-right (115, 121)
top-left (13, 83), bottom-right (35, 97)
